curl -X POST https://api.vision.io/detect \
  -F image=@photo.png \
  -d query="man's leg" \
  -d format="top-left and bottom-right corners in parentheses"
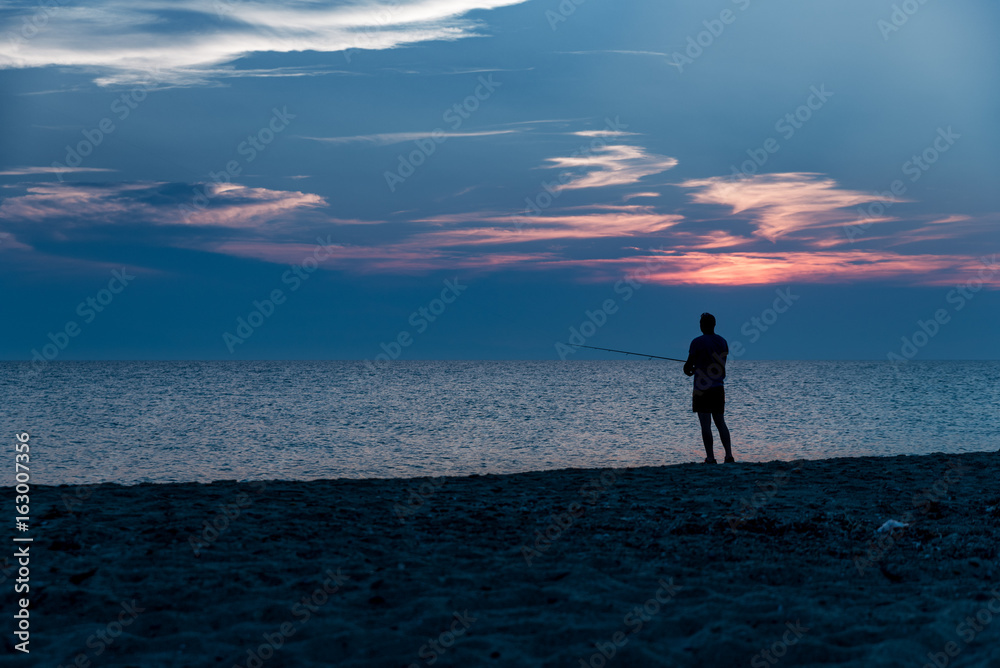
top-left (698, 412), bottom-right (715, 461)
top-left (712, 412), bottom-right (733, 460)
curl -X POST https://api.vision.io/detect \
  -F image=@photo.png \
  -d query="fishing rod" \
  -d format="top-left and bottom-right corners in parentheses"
top-left (573, 344), bottom-right (686, 363)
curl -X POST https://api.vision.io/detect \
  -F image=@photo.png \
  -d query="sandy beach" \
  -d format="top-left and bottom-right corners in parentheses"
top-left (12, 451), bottom-right (1000, 667)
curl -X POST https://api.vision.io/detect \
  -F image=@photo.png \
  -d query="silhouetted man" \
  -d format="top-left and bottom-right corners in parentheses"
top-left (683, 312), bottom-right (734, 464)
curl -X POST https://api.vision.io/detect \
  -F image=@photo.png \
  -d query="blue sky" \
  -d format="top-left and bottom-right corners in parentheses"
top-left (1, 0), bottom-right (998, 361)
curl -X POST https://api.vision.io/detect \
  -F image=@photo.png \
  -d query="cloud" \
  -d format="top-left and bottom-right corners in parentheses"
top-left (544, 144), bottom-right (678, 191)
top-left (0, 166), bottom-right (117, 176)
top-left (181, 65), bottom-right (358, 79)
top-left (2, 174), bottom-right (988, 290)
top-left (679, 173), bottom-right (903, 242)
top-left (623, 192), bottom-right (660, 201)
top-left (571, 130), bottom-right (640, 138)
top-left (302, 118), bottom-right (628, 148)
top-left (0, 232), bottom-right (32, 252)
top-left (300, 129), bottom-right (517, 146)
top-left (211, 240), bottom-right (554, 274)
top-left (572, 250), bottom-right (1000, 287)
top-left (558, 50), bottom-right (670, 58)
top-left (667, 230), bottom-right (756, 250)
top-left (177, 183), bottom-right (326, 228)
top-left (413, 206), bottom-right (683, 246)
top-left (380, 66), bottom-right (534, 75)
top-left (186, 201), bottom-right (684, 272)
top-left (0, 182), bottom-right (325, 232)
top-left (882, 215), bottom-right (991, 247)
top-left (0, 0), bottom-right (532, 86)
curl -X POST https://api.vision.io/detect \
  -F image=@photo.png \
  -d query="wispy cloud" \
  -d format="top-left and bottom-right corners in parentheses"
top-left (558, 50), bottom-right (671, 58)
top-left (2, 172), bottom-right (988, 289)
top-left (679, 172), bottom-right (905, 242)
top-left (544, 144), bottom-right (678, 191)
top-left (560, 251), bottom-right (1000, 287)
top-left (211, 241), bottom-right (554, 274)
top-left (0, 166), bottom-right (117, 176)
top-left (386, 66), bottom-right (535, 75)
top-left (0, 0), bottom-right (532, 86)
top-left (623, 191), bottom-right (660, 201)
top-left (571, 130), bottom-right (640, 138)
top-left (300, 130), bottom-right (517, 146)
top-left (667, 230), bottom-right (756, 250)
top-left (208, 239), bottom-right (1000, 287)
top-left (412, 206), bottom-right (683, 246)
top-left (0, 182), bottom-right (324, 231)
top-left (882, 215), bottom-right (988, 247)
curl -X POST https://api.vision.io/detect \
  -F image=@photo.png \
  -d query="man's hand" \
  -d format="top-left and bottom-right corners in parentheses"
top-left (683, 361), bottom-right (694, 376)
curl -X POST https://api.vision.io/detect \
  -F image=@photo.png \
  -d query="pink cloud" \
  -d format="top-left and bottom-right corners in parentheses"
top-left (679, 173), bottom-right (908, 243)
top-left (179, 184), bottom-right (325, 228)
top-left (666, 230), bottom-right (756, 250)
top-left (623, 191), bottom-right (661, 201)
top-left (560, 250), bottom-right (1000, 287)
top-left (4, 173), bottom-right (989, 290)
top-left (0, 183), bottom-right (152, 223)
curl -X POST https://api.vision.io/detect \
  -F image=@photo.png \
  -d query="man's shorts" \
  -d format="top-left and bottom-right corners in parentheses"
top-left (692, 385), bottom-right (725, 414)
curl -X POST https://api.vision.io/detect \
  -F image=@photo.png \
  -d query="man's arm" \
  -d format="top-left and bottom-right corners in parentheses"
top-left (683, 340), bottom-right (696, 376)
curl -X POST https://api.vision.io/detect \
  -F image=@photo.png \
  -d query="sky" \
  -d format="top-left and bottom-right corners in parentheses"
top-left (1, 0), bottom-right (998, 361)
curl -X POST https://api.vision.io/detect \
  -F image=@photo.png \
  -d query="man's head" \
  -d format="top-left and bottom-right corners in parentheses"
top-left (700, 312), bottom-right (716, 334)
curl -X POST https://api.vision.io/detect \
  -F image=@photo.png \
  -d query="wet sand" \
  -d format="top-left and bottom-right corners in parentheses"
top-left (13, 451), bottom-right (1000, 667)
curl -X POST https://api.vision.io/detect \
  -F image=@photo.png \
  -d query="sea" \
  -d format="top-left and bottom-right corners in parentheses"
top-left (2, 360), bottom-right (997, 485)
